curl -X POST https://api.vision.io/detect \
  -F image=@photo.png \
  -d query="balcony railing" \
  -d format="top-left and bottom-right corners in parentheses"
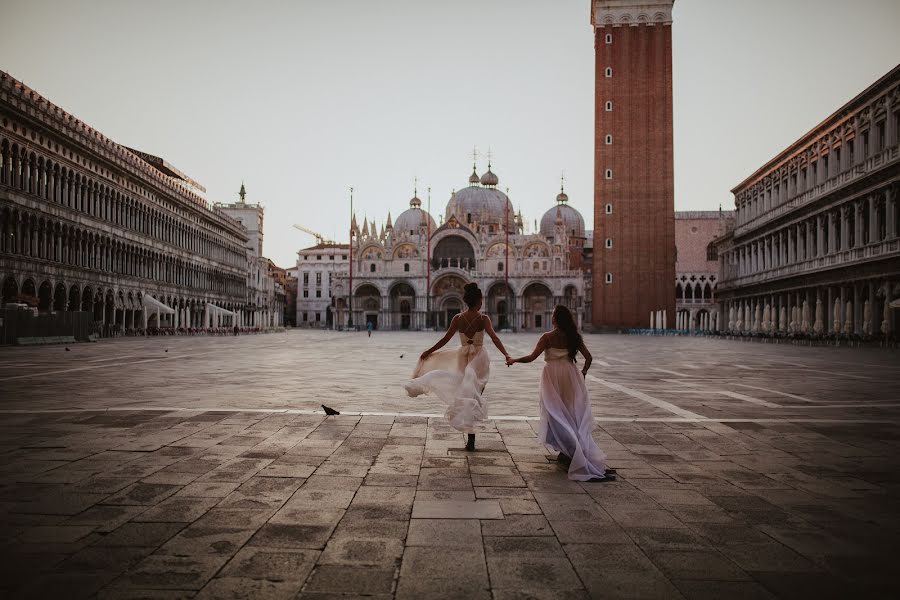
top-left (719, 238), bottom-right (900, 289)
top-left (734, 145), bottom-right (899, 237)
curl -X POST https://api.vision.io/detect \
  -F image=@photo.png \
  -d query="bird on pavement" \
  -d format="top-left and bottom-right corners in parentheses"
top-left (65, 347), bottom-right (70, 351)
top-left (322, 404), bottom-right (340, 416)
top-left (165, 349), bottom-right (169, 353)
top-left (399, 354), bottom-right (404, 359)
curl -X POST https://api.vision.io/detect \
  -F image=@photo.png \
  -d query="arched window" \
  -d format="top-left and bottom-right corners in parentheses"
top-left (706, 243), bottom-right (718, 260)
top-left (605, 33), bottom-right (612, 44)
top-left (605, 203), bottom-right (613, 214)
top-left (497, 261), bottom-right (504, 272)
top-left (369, 263), bottom-right (375, 273)
top-left (403, 263), bottom-right (410, 272)
top-left (605, 169), bottom-right (613, 179)
top-left (605, 134), bottom-right (612, 145)
top-left (605, 272), bottom-right (613, 284)
top-left (605, 101), bottom-right (613, 112)
top-left (675, 283), bottom-right (683, 300)
top-left (605, 238), bottom-right (612, 249)
top-left (605, 67), bottom-right (613, 78)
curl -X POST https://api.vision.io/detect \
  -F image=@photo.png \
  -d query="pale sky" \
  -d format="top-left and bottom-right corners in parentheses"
top-left (2, 0), bottom-right (899, 267)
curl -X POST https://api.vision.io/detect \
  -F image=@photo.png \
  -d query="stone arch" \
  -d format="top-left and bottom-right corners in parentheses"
top-left (432, 234), bottom-right (476, 271)
top-left (522, 281), bottom-right (552, 331)
top-left (432, 273), bottom-right (468, 328)
top-left (68, 284), bottom-right (81, 312)
top-left (355, 283), bottom-right (381, 330)
top-left (20, 278), bottom-right (37, 306)
top-left (390, 282), bottom-right (416, 330)
top-left (1, 275), bottom-right (18, 305)
top-left (392, 243), bottom-right (418, 260)
top-left (486, 281), bottom-right (514, 330)
top-left (38, 280), bottom-right (52, 311)
top-left (81, 285), bottom-right (93, 312)
top-left (485, 242), bottom-right (516, 260)
top-left (53, 282), bottom-right (67, 311)
top-left (675, 282), bottom-right (683, 300)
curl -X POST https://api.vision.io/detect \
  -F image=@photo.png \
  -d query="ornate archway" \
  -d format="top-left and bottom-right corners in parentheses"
top-left (522, 282), bottom-right (552, 331)
top-left (432, 274), bottom-right (467, 329)
top-left (432, 235), bottom-right (476, 271)
top-left (487, 281), bottom-right (513, 330)
top-left (390, 282), bottom-right (416, 330)
top-left (354, 284), bottom-right (381, 330)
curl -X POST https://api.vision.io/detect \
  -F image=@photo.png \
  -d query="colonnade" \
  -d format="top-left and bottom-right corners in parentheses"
top-left (725, 185), bottom-right (898, 282)
top-left (721, 278), bottom-right (897, 338)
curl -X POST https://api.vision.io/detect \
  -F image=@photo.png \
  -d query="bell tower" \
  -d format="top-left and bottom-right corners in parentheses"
top-left (590, 1), bottom-right (676, 329)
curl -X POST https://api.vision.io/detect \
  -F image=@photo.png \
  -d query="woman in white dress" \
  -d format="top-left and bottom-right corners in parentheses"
top-left (506, 305), bottom-right (614, 481)
top-left (405, 283), bottom-right (510, 451)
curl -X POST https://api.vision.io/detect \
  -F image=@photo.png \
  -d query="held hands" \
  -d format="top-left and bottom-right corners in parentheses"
top-left (505, 355), bottom-right (516, 367)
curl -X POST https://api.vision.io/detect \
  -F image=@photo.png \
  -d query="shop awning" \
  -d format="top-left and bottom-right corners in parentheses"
top-left (142, 294), bottom-right (175, 314)
top-left (206, 303), bottom-right (236, 317)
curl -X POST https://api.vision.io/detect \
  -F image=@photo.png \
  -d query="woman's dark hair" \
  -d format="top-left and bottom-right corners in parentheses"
top-left (462, 282), bottom-right (482, 309)
top-left (553, 305), bottom-right (582, 361)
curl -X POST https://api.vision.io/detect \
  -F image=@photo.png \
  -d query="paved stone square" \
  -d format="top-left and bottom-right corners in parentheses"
top-left (1, 331), bottom-right (899, 599)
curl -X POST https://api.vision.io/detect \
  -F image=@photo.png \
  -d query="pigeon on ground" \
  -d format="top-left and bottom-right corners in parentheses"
top-left (399, 354), bottom-right (404, 359)
top-left (65, 347), bottom-right (70, 351)
top-left (322, 404), bottom-right (340, 416)
top-left (165, 349), bottom-right (169, 353)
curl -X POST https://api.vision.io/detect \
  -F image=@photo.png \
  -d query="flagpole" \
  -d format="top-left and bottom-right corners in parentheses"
top-left (348, 186), bottom-right (354, 329)
top-left (426, 187), bottom-right (431, 329)
top-left (505, 187), bottom-right (511, 331)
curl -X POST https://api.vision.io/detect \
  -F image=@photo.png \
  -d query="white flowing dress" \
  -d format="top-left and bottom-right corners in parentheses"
top-left (539, 347), bottom-right (608, 481)
top-left (404, 330), bottom-right (489, 433)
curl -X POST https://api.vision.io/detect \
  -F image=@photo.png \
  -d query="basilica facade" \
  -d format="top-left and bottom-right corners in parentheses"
top-left (326, 165), bottom-right (588, 331)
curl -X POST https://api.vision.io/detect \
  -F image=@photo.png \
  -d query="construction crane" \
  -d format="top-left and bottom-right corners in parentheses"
top-left (292, 224), bottom-right (335, 245)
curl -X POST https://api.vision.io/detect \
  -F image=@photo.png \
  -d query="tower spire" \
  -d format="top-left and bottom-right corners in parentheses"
top-left (239, 182), bottom-right (246, 202)
top-left (556, 171), bottom-right (569, 203)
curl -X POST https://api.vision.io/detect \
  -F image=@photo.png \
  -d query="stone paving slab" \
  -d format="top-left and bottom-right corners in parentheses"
top-left (0, 332), bottom-right (899, 598)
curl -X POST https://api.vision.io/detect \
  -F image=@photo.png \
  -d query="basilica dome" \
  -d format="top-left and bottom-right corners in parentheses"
top-left (446, 184), bottom-right (515, 232)
top-left (394, 195), bottom-right (437, 235)
top-left (540, 189), bottom-right (585, 238)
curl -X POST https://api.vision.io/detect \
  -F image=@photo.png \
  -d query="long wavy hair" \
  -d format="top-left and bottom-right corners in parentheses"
top-left (552, 305), bottom-right (582, 361)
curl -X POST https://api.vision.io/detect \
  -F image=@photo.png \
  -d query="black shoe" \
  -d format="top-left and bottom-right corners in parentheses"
top-left (557, 453), bottom-right (572, 465)
top-left (466, 434), bottom-right (475, 452)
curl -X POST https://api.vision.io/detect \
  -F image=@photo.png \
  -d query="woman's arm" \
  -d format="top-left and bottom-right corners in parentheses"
top-left (505, 334), bottom-right (548, 366)
top-left (483, 316), bottom-right (509, 358)
top-left (578, 339), bottom-right (592, 377)
top-left (420, 315), bottom-right (459, 360)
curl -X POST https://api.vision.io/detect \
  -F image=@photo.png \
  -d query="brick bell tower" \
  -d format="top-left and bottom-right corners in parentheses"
top-left (590, 1), bottom-right (676, 329)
